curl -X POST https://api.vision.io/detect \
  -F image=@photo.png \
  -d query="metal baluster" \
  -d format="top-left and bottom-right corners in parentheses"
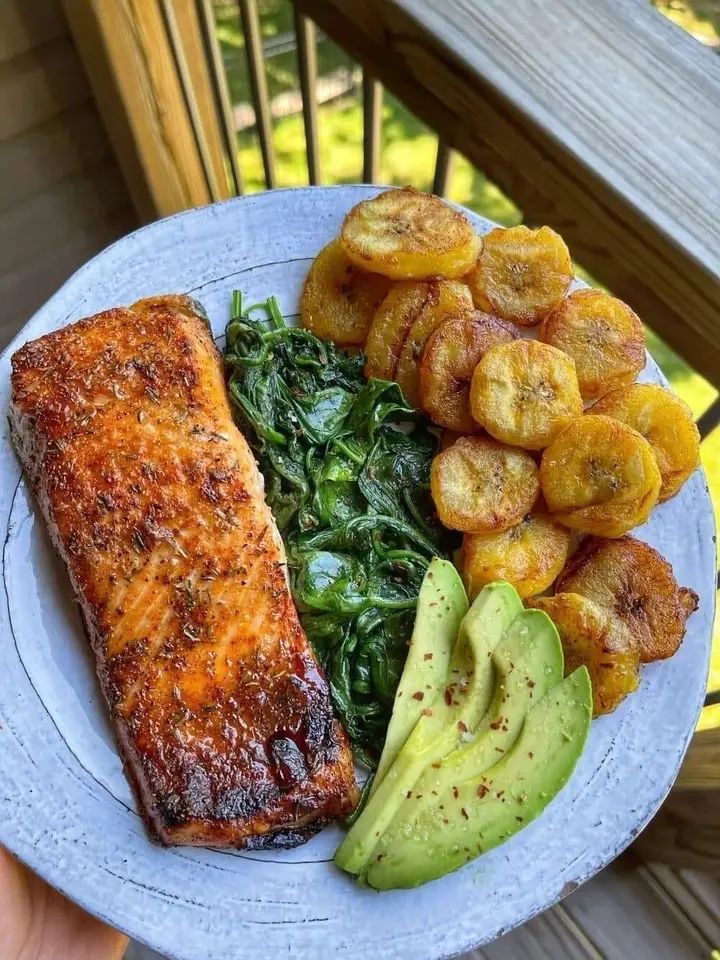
top-left (160, 0), bottom-right (222, 201)
top-left (697, 396), bottom-right (720, 440)
top-left (239, 0), bottom-right (277, 189)
top-left (196, 0), bottom-right (245, 196)
top-left (294, 11), bottom-right (321, 185)
top-left (433, 140), bottom-right (454, 197)
top-left (363, 72), bottom-right (382, 183)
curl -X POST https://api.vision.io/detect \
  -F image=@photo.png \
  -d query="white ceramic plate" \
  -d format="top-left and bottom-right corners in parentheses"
top-left (0, 186), bottom-right (715, 960)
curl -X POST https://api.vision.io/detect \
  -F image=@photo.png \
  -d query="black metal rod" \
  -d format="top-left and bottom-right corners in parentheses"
top-left (196, 0), bottom-right (245, 196)
top-left (363, 72), bottom-right (382, 184)
top-left (239, 0), bottom-right (277, 189)
top-left (294, 10), bottom-right (321, 185)
top-left (697, 396), bottom-right (720, 441)
top-left (433, 140), bottom-right (453, 197)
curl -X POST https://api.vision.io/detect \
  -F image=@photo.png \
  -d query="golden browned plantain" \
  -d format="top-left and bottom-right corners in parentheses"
top-left (557, 537), bottom-right (698, 662)
top-left (528, 592), bottom-right (640, 715)
top-left (591, 383), bottom-right (700, 501)
top-left (419, 312), bottom-right (518, 432)
top-left (470, 339), bottom-right (583, 449)
top-left (465, 224), bottom-right (573, 325)
top-left (341, 187), bottom-right (481, 280)
top-left (462, 512), bottom-right (571, 600)
top-left (395, 280), bottom-right (473, 407)
top-left (430, 435), bottom-right (539, 533)
top-left (540, 289), bottom-right (645, 401)
top-left (540, 415), bottom-right (661, 537)
top-left (301, 238), bottom-right (391, 345)
top-left (364, 281), bottom-right (432, 380)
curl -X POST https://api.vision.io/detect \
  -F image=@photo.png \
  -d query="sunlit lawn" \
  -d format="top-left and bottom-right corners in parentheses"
top-left (218, 0), bottom-right (720, 716)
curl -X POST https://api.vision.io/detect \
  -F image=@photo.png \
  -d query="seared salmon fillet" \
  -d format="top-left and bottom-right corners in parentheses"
top-left (9, 295), bottom-right (356, 846)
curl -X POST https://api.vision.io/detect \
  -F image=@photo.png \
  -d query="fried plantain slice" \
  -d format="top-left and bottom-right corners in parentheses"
top-left (470, 339), bottom-right (583, 450)
top-left (556, 536), bottom-right (698, 662)
top-left (465, 224), bottom-right (573, 326)
top-left (540, 289), bottom-right (645, 401)
top-left (430, 435), bottom-right (539, 533)
top-left (462, 512), bottom-right (571, 600)
top-left (540, 415), bottom-right (661, 537)
top-left (591, 383), bottom-right (700, 501)
top-left (341, 187), bottom-right (481, 280)
top-left (528, 592), bottom-right (639, 715)
top-left (395, 280), bottom-right (473, 407)
top-left (364, 281), bottom-right (431, 380)
top-left (300, 238), bottom-right (391, 346)
top-left (419, 312), bottom-right (518, 432)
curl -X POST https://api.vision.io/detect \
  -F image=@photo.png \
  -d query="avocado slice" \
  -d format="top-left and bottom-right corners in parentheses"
top-left (335, 581), bottom-right (522, 875)
top-left (370, 559), bottom-right (468, 796)
top-left (366, 607), bottom-right (563, 848)
top-left (365, 666), bottom-right (592, 889)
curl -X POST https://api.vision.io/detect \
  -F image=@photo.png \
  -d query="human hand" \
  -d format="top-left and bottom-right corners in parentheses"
top-left (0, 846), bottom-right (128, 960)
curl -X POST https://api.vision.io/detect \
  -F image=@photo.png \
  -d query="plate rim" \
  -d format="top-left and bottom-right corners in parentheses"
top-left (0, 184), bottom-right (716, 960)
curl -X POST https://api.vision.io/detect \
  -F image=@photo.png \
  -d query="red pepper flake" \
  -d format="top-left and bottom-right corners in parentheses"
top-left (495, 747), bottom-right (505, 753)
top-left (496, 790), bottom-right (505, 797)
top-left (421, 708), bottom-right (433, 717)
top-left (528, 752), bottom-right (534, 759)
top-left (457, 720), bottom-right (468, 733)
top-left (431, 762), bottom-right (441, 769)
top-left (415, 794), bottom-right (423, 800)
top-left (444, 686), bottom-right (454, 706)
top-left (443, 818), bottom-right (449, 825)
top-left (461, 807), bottom-right (469, 820)
top-left (423, 652), bottom-right (433, 661)
top-left (477, 784), bottom-right (489, 799)
top-left (489, 719), bottom-right (502, 730)
top-left (412, 691), bottom-right (425, 701)
top-left (527, 679), bottom-right (536, 688)
top-left (439, 804), bottom-right (445, 810)
top-left (452, 786), bottom-right (459, 800)
top-left (406, 790), bottom-right (412, 799)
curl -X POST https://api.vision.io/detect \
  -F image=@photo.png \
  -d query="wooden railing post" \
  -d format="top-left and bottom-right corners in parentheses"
top-left (62, 0), bottom-right (233, 221)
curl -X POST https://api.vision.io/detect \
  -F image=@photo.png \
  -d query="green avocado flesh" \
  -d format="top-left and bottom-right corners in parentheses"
top-left (366, 607), bottom-right (564, 849)
top-left (334, 581), bottom-right (522, 874)
top-left (370, 559), bottom-right (468, 796)
top-left (365, 667), bottom-right (592, 889)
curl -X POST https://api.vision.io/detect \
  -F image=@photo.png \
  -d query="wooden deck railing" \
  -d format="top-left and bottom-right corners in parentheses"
top-left (64, 0), bottom-right (720, 803)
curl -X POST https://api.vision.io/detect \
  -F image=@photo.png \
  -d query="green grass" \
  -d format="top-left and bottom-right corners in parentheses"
top-left (217, 0), bottom-right (720, 715)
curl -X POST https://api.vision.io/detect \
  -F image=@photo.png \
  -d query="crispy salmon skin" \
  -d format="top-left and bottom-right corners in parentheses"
top-left (9, 295), bottom-right (356, 846)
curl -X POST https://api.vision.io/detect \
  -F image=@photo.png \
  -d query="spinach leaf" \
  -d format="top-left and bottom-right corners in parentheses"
top-left (224, 292), bottom-right (451, 765)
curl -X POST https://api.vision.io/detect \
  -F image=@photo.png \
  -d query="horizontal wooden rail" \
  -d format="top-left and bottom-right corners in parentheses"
top-left (296, 0), bottom-right (720, 387)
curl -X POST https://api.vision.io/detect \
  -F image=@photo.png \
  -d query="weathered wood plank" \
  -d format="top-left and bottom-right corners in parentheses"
top-left (0, 38), bottom-right (90, 141)
top-left (677, 726), bottom-right (720, 790)
top-left (0, 210), bottom-right (135, 349)
top-left (634, 788), bottom-right (720, 875)
top-left (0, 163), bottom-right (131, 276)
top-left (560, 854), bottom-right (715, 958)
top-left (0, 0), bottom-right (67, 63)
top-left (62, 0), bottom-right (214, 219)
top-left (0, 103), bottom-right (111, 212)
top-left (298, 0), bottom-right (720, 386)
